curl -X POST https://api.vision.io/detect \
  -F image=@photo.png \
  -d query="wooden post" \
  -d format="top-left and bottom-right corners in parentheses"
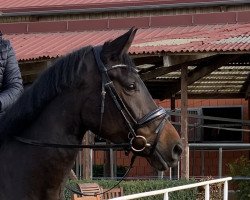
top-left (181, 66), bottom-right (189, 179)
top-left (104, 141), bottom-right (111, 177)
top-left (82, 131), bottom-right (93, 179)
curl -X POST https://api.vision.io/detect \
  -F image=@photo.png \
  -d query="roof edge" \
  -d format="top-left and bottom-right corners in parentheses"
top-left (2, 0), bottom-right (250, 17)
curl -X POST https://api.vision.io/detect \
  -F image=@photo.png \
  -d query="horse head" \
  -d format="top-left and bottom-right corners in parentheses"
top-left (83, 28), bottom-right (182, 170)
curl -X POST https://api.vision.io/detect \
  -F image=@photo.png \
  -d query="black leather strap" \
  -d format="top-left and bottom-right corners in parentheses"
top-left (137, 107), bottom-right (168, 126)
top-left (14, 136), bottom-right (129, 149)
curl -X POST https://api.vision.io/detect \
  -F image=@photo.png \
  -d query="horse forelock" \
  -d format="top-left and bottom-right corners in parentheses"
top-left (0, 46), bottom-right (92, 143)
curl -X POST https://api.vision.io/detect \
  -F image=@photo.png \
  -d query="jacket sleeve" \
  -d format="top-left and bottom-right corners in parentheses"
top-left (0, 41), bottom-right (23, 111)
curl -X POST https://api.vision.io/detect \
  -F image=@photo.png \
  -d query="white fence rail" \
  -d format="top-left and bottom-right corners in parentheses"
top-left (111, 177), bottom-right (232, 200)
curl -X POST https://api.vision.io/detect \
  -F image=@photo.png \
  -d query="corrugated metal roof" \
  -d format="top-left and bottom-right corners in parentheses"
top-left (6, 31), bottom-right (125, 60)
top-left (5, 23), bottom-right (250, 61)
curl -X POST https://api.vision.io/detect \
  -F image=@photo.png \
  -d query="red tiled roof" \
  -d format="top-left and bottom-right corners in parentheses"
top-left (5, 23), bottom-right (250, 61)
top-left (0, 0), bottom-right (223, 13)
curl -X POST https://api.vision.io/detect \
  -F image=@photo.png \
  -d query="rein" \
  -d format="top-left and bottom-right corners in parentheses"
top-left (14, 136), bottom-right (129, 149)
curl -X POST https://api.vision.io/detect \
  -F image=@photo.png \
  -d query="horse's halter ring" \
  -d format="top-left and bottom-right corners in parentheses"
top-left (93, 46), bottom-right (169, 155)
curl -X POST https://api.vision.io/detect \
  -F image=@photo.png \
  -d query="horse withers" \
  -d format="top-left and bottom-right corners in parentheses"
top-left (0, 28), bottom-right (182, 200)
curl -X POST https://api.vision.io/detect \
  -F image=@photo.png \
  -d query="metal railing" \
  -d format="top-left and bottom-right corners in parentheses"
top-left (74, 143), bottom-right (250, 179)
top-left (111, 177), bottom-right (232, 200)
top-left (189, 143), bottom-right (250, 178)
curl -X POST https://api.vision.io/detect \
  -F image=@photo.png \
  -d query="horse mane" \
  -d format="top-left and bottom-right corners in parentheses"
top-left (0, 39), bottom-right (135, 143)
top-left (0, 46), bottom-right (92, 143)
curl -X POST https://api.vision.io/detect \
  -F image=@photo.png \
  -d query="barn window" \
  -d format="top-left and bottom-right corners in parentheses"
top-left (169, 106), bottom-right (243, 142)
top-left (202, 106), bottom-right (243, 142)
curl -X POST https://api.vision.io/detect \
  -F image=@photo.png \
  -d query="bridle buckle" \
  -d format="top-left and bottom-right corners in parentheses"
top-left (130, 135), bottom-right (151, 152)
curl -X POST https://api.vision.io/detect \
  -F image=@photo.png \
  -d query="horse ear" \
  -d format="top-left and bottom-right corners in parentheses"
top-left (101, 27), bottom-right (137, 61)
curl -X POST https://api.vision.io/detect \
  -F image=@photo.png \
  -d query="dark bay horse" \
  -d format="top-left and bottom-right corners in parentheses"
top-left (0, 28), bottom-right (182, 200)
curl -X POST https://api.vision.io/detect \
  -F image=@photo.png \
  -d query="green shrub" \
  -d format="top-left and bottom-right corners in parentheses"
top-left (64, 179), bottom-right (197, 200)
top-left (228, 156), bottom-right (250, 200)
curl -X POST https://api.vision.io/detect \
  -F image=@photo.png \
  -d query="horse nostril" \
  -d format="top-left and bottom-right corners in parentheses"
top-left (172, 144), bottom-right (183, 159)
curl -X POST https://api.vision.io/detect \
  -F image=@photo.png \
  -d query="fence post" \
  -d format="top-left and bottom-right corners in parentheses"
top-left (177, 161), bottom-right (180, 180)
top-left (218, 147), bottom-right (223, 178)
top-left (158, 171), bottom-right (164, 179)
top-left (205, 184), bottom-right (210, 200)
top-left (169, 168), bottom-right (172, 180)
top-left (164, 192), bottom-right (169, 200)
top-left (201, 151), bottom-right (205, 176)
top-left (90, 149), bottom-right (93, 179)
top-left (110, 148), bottom-right (114, 179)
top-left (223, 180), bottom-right (229, 200)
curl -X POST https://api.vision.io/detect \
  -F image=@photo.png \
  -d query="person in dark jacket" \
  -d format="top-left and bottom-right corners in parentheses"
top-left (0, 33), bottom-right (23, 117)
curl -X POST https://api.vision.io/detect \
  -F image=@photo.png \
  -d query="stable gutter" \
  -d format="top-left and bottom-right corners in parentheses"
top-left (1, 0), bottom-right (250, 17)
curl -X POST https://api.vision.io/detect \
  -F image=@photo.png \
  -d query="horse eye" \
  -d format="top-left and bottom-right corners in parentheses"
top-left (127, 83), bottom-right (136, 90)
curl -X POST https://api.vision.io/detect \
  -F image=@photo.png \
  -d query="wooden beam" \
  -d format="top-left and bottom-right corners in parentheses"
top-left (133, 55), bottom-right (162, 65)
top-left (163, 54), bottom-right (241, 97)
top-left (140, 54), bottom-right (217, 81)
top-left (141, 64), bottom-right (182, 81)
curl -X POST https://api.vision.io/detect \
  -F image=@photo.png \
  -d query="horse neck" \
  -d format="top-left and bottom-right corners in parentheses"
top-left (27, 89), bottom-right (86, 141)
top-left (15, 92), bottom-right (86, 199)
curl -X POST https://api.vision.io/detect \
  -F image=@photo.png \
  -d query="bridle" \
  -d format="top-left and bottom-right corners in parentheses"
top-left (93, 46), bottom-right (169, 156)
top-left (15, 46), bottom-right (169, 156)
